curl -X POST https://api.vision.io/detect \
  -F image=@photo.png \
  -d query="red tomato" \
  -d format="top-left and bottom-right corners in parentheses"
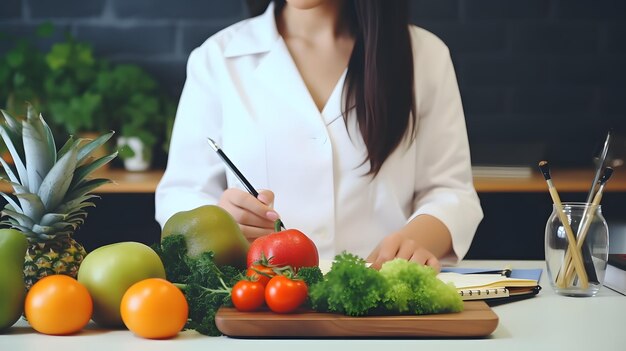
top-left (120, 278), bottom-right (188, 339)
top-left (246, 264), bottom-right (276, 286)
top-left (231, 280), bottom-right (265, 312)
top-left (247, 222), bottom-right (319, 270)
top-left (264, 275), bottom-right (308, 313)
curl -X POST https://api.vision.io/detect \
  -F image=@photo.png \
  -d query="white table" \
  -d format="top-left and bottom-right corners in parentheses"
top-left (1, 260), bottom-right (624, 351)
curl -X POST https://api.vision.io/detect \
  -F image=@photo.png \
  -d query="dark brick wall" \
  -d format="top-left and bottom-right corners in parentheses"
top-left (1, 0), bottom-right (625, 167)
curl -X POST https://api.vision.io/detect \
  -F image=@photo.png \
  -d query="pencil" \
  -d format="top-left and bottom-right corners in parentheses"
top-left (208, 138), bottom-right (258, 197)
top-left (207, 138), bottom-right (285, 229)
top-left (538, 161), bottom-right (589, 289)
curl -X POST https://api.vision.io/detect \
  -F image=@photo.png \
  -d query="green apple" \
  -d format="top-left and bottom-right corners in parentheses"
top-left (77, 241), bottom-right (165, 327)
top-left (0, 229), bottom-right (28, 332)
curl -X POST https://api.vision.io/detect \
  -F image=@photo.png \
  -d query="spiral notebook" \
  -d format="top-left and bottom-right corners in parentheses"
top-left (437, 268), bottom-right (542, 302)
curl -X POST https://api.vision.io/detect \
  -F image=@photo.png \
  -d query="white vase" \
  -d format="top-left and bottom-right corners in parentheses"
top-left (117, 136), bottom-right (150, 172)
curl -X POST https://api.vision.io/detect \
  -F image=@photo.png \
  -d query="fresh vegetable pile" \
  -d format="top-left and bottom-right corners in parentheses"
top-left (309, 252), bottom-right (463, 316)
top-left (156, 232), bottom-right (463, 336)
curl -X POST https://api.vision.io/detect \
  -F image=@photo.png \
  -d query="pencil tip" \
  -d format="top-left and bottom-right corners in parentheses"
top-left (207, 137), bottom-right (218, 151)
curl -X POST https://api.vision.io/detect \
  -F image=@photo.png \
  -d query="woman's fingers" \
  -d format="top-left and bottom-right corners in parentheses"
top-left (219, 188), bottom-right (281, 241)
top-left (368, 240), bottom-right (398, 270)
top-left (367, 233), bottom-right (441, 272)
top-left (257, 190), bottom-right (274, 207)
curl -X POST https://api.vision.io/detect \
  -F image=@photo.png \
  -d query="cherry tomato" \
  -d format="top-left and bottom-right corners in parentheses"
top-left (120, 278), bottom-right (188, 339)
top-left (231, 280), bottom-right (265, 312)
top-left (246, 264), bottom-right (276, 286)
top-left (24, 275), bottom-right (93, 335)
top-left (247, 221), bottom-right (319, 270)
top-left (264, 275), bottom-right (308, 313)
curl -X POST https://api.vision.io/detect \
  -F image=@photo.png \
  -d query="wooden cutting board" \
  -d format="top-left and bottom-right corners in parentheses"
top-left (215, 301), bottom-right (498, 338)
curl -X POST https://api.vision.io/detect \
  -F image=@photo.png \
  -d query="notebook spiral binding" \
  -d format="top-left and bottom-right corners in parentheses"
top-left (459, 287), bottom-right (509, 300)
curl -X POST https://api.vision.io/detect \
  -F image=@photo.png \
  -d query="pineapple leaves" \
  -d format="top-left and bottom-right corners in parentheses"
top-left (23, 112), bottom-right (56, 194)
top-left (1, 178), bottom-right (45, 221)
top-left (40, 114), bottom-right (57, 160)
top-left (0, 108), bottom-right (116, 240)
top-left (55, 195), bottom-right (98, 215)
top-left (0, 191), bottom-right (22, 213)
top-left (38, 146), bottom-right (77, 212)
top-left (65, 178), bottom-right (112, 202)
top-left (0, 178), bottom-right (30, 194)
top-left (1, 177), bottom-right (48, 223)
top-left (66, 211), bottom-right (89, 225)
top-left (0, 109), bottom-right (25, 158)
top-left (39, 213), bottom-right (69, 226)
top-left (13, 192), bottom-right (46, 223)
top-left (0, 118), bottom-right (29, 191)
top-left (72, 152), bottom-right (117, 186)
top-left (1, 109), bottom-right (24, 135)
top-left (33, 223), bottom-right (76, 235)
top-left (77, 131), bottom-right (115, 164)
top-left (1, 207), bottom-right (34, 228)
top-left (0, 157), bottom-right (20, 185)
top-left (57, 136), bottom-right (80, 160)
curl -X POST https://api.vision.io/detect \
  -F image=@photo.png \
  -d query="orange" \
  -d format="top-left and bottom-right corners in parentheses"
top-left (120, 278), bottom-right (188, 339)
top-left (24, 275), bottom-right (93, 335)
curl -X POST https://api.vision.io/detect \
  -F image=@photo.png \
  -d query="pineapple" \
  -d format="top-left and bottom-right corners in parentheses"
top-left (0, 105), bottom-right (116, 289)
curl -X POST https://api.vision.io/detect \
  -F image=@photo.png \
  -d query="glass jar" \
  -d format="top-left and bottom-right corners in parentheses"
top-left (545, 202), bottom-right (609, 297)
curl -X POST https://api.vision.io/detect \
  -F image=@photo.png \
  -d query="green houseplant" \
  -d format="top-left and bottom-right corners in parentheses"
top-left (44, 35), bottom-right (104, 135)
top-left (0, 24), bottom-right (50, 127)
top-left (0, 23), bottom-right (175, 170)
top-left (93, 64), bottom-right (171, 171)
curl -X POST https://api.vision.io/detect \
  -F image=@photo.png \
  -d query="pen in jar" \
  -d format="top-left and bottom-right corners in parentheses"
top-left (207, 137), bottom-right (285, 229)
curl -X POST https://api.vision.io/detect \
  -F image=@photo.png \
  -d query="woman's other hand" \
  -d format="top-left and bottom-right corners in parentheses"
top-left (366, 214), bottom-right (453, 272)
top-left (367, 233), bottom-right (441, 272)
top-left (218, 188), bottom-right (280, 242)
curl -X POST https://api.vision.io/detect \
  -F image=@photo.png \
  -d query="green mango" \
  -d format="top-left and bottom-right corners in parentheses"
top-left (0, 228), bottom-right (28, 332)
top-left (162, 205), bottom-right (249, 268)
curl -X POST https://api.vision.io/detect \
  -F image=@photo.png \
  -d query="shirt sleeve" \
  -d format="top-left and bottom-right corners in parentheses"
top-left (408, 28), bottom-right (484, 264)
top-left (154, 43), bottom-right (227, 227)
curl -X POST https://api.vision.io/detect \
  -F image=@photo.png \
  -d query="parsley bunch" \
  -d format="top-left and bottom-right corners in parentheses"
top-left (154, 234), bottom-right (243, 336)
top-left (309, 252), bottom-right (387, 316)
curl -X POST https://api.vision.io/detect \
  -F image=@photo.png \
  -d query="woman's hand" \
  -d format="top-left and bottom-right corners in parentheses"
top-left (218, 188), bottom-right (280, 242)
top-left (367, 232), bottom-right (441, 272)
top-left (366, 214), bottom-right (453, 272)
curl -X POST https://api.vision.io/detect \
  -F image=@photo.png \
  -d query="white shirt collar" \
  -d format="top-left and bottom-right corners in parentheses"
top-left (224, 2), bottom-right (280, 58)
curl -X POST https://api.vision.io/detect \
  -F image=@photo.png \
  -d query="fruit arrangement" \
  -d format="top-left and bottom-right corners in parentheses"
top-left (0, 106), bottom-right (185, 338)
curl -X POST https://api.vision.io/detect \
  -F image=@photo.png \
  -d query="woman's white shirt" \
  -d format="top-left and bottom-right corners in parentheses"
top-left (155, 5), bottom-right (483, 264)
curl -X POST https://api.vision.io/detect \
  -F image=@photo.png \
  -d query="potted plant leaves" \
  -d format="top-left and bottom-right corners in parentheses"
top-left (0, 23), bottom-right (176, 171)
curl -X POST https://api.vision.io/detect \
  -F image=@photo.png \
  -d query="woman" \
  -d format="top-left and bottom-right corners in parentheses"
top-left (155, 0), bottom-right (483, 271)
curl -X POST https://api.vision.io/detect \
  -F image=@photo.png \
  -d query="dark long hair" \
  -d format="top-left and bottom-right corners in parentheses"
top-left (247, 0), bottom-right (416, 176)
